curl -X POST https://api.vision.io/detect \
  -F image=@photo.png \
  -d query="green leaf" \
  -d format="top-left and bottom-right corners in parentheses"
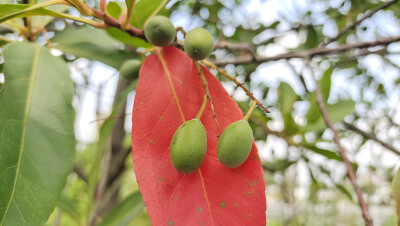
top-left (51, 28), bottom-right (133, 68)
top-left (106, 27), bottom-right (151, 48)
top-left (107, 1), bottom-right (122, 19)
top-left (57, 195), bottom-right (82, 226)
top-left (99, 191), bottom-right (145, 226)
top-left (131, 0), bottom-right (167, 29)
top-left (306, 65), bottom-right (332, 124)
top-left (0, 2), bottom-right (66, 24)
top-left (303, 99), bottom-right (355, 131)
top-left (0, 42), bottom-right (75, 225)
top-left (278, 82), bottom-right (297, 114)
top-left (278, 82), bottom-right (299, 135)
top-left (336, 184), bottom-right (353, 201)
top-left (303, 143), bottom-right (341, 161)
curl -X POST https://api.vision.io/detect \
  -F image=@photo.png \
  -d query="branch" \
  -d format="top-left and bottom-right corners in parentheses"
top-left (323, 0), bottom-right (400, 45)
top-left (90, 8), bottom-right (145, 39)
top-left (307, 60), bottom-right (373, 226)
top-left (202, 59), bottom-right (270, 113)
top-left (344, 122), bottom-right (400, 156)
top-left (214, 35), bottom-right (400, 66)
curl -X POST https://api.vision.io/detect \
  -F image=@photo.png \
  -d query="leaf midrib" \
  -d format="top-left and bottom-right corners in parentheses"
top-left (0, 45), bottom-right (41, 224)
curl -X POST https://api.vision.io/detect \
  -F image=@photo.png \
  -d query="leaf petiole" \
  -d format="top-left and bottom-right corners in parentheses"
top-left (243, 100), bottom-right (257, 121)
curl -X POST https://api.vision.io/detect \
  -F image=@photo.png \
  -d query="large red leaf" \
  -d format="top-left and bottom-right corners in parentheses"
top-left (131, 46), bottom-right (266, 225)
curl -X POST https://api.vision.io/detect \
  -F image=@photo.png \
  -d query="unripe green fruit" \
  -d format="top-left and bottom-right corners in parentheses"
top-left (184, 27), bottom-right (214, 60)
top-left (170, 119), bottom-right (207, 174)
top-left (144, 16), bottom-right (176, 46)
top-left (217, 120), bottom-right (253, 168)
top-left (119, 59), bottom-right (141, 80)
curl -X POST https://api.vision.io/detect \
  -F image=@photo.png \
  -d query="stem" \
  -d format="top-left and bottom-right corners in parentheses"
top-left (58, 13), bottom-right (106, 28)
top-left (243, 100), bottom-right (257, 121)
top-left (122, 0), bottom-right (136, 29)
top-left (66, 0), bottom-right (92, 16)
top-left (202, 59), bottom-right (270, 113)
top-left (195, 95), bottom-right (208, 120)
top-left (306, 59), bottom-right (373, 226)
top-left (194, 61), bottom-right (220, 137)
top-left (100, 0), bottom-right (106, 12)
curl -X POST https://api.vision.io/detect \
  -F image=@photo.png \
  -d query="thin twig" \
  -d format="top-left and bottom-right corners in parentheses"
top-left (202, 59), bottom-right (270, 113)
top-left (306, 59), bottom-right (373, 226)
top-left (90, 7), bottom-right (145, 39)
top-left (323, 0), bottom-right (400, 46)
top-left (195, 61), bottom-right (220, 137)
top-left (344, 122), bottom-right (400, 156)
top-left (214, 35), bottom-right (400, 66)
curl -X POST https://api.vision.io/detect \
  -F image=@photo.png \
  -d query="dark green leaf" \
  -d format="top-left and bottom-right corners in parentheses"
top-left (57, 195), bottom-right (82, 226)
top-left (51, 28), bottom-right (133, 68)
top-left (99, 191), bottom-right (145, 226)
top-left (106, 27), bottom-right (151, 48)
top-left (0, 42), bottom-right (75, 225)
top-left (303, 143), bottom-right (341, 161)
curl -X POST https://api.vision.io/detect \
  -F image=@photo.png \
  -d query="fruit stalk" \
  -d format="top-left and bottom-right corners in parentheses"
top-left (243, 100), bottom-right (257, 121)
top-left (201, 59), bottom-right (270, 113)
top-left (195, 61), bottom-right (220, 137)
top-left (195, 95), bottom-right (208, 120)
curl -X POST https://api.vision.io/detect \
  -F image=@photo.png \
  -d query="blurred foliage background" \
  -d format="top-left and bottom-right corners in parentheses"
top-left (1, 0), bottom-right (400, 225)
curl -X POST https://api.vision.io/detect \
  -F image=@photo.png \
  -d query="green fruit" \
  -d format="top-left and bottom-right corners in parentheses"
top-left (393, 167), bottom-right (400, 216)
top-left (144, 16), bottom-right (176, 46)
top-left (119, 59), bottom-right (141, 80)
top-left (184, 27), bottom-right (214, 60)
top-left (170, 119), bottom-right (207, 174)
top-left (217, 120), bottom-right (253, 168)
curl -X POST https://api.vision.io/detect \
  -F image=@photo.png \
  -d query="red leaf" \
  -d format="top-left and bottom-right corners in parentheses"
top-left (131, 46), bottom-right (266, 226)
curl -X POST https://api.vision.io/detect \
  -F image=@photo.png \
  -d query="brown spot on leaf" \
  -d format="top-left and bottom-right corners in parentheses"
top-left (249, 179), bottom-right (259, 187)
top-left (149, 138), bottom-right (154, 144)
top-left (248, 213), bottom-right (252, 218)
top-left (246, 191), bottom-right (253, 195)
top-left (157, 177), bottom-right (164, 182)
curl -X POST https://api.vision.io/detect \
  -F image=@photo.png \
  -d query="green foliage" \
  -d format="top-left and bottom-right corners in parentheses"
top-left (0, 42), bottom-right (75, 225)
top-left (51, 28), bottom-right (133, 68)
top-left (99, 191), bottom-right (145, 226)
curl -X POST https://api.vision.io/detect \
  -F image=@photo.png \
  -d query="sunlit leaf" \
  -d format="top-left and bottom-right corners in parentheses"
top-left (99, 191), bottom-right (145, 226)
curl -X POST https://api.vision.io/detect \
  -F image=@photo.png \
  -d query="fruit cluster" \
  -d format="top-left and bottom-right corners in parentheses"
top-left (139, 16), bottom-right (254, 174)
top-left (119, 16), bottom-right (214, 81)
